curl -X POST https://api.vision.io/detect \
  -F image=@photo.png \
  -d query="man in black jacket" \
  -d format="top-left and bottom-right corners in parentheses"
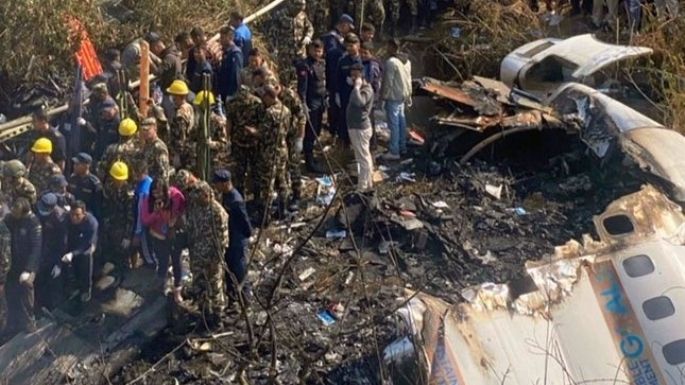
top-left (213, 170), bottom-right (252, 303)
top-left (35, 193), bottom-right (68, 311)
top-left (297, 40), bottom-right (327, 173)
top-left (2, 197), bottom-right (42, 338)
top-left (62, 201), bottom-right (98, 303)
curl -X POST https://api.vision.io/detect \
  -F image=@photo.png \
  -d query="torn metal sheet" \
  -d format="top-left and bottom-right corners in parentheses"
top-left (501, 34), bottom-right (652, 95)
top-left (386, 185), bottom-right (685, 385)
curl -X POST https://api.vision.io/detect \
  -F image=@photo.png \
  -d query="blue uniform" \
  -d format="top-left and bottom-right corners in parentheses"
top-left (67, 212), bottom-right (98, 297)
top-left (322, 30), bottom-right (345, 137)
top-left (68, 173), bottom-right (103, 220)
top-left (234, 23), bottom-right (253, 61)
top-left (335, 53), bottom-right (363, 140)
top-left (221, 188), bottom-right (252, 298)
top-left (216, 45), bottom-right (243, 101)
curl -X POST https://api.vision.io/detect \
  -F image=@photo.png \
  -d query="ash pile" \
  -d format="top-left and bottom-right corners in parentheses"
top-left (113, 79), bottom-right (650, 385)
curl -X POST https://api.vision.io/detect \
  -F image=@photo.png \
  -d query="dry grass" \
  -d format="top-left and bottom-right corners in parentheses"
top-left (633, 17), bottom-right (685, 131)
top-left (427, 0), bottom-right (543, 80)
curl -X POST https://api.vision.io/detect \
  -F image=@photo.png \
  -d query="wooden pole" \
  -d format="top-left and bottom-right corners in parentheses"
top-left (139, 41), bottom-right (150, 118)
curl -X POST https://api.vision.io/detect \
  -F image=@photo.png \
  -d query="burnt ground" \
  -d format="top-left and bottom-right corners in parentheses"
top-left (111, 125), bottom-right (645, 385)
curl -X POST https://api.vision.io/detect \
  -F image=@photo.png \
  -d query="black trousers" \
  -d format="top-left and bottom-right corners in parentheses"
top-left (571, 0), bottom-right (593, 13)
top-left (151, 235), bottom-right (183, 288)
top-left (305, 102), bottom-right (325, 157)
top-left (74, 252), bottom-right (93, 296)
top-left (225, 242), bottom-right (249, 300)
top-left (4, 277), bottom-right (35, 335)
top-left (35, 263), bottom-right (62, 311)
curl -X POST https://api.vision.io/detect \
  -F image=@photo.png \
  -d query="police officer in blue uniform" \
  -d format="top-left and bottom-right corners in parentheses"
top-left (68, 153), bottom-right (103, 221)
top-left (62, 201), bottom-right (98, 303)
top-left (333, 33), bottom-right (363, 143)
top-left (296, 39), bottom-right (327, 173)
top-left (212, 169), bottom-right (252, 303)
top-left (321, 14), bottom-right (354, 138)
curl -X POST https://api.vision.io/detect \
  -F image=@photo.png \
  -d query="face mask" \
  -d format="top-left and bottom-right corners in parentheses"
top-left (346, 76), bottom-right (353, 86)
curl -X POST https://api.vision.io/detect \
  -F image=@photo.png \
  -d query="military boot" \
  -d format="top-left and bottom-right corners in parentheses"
top-left (289, 189), bottom-right (301, 212)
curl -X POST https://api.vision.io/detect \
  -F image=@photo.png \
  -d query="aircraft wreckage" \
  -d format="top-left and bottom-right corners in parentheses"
top-left (387, 36), bottom-right (685, 385)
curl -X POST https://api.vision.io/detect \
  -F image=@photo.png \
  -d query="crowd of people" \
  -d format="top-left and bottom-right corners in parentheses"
top-left (529, 0), bottom-right (679, 29)
top-left (0, 0), bottom-right (417, 340)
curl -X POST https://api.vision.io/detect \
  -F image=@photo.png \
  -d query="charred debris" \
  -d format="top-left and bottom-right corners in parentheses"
top-left (113, 80), bottom-right (685, 383)
top-left (3, 34), bottom-right (685, 385)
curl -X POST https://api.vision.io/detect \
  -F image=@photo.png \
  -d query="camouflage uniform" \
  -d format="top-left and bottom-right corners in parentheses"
top-left (307, 0), bottom-right (332, 35)
top-left (169, 102), bottom-right (196, 170)
top-left (102, 180), bottom-right (135, 267)
top-left (226, 87), bottom-right (264, 197)
top-left (266, 6), bottom-right (314, 83)
top-left (139, 138), bottom-right (171, 182)
top-left (206, 113), bottom-right (230, 172)
top-left (348, 0), bottom-right (386, 32)
top-left (185, 182), bottom-right (228, 319)
top-left (97, 138), bottom-right (140, 184)
top-left (3, 177), bottom-right (37, 205)
top-left (278, 86), bottom-right (306, 200)
top-left (256, 100), bottom-right (291, 205)
top-left (0, 218), bottom-right (9, 331)
top-left (28, 160), bottom-right (61, 196)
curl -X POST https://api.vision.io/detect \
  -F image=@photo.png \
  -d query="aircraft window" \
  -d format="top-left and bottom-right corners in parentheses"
top-left (663, 339), bottom-right (685, 365)
top-left (642, 296), bottom-right (675, 320)
top-left (622, 255), bottom-right (654, 278)
top-left (603, 215), bottom-right (635, 235)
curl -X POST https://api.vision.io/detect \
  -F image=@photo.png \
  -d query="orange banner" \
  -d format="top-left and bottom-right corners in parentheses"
top-left (68, 17), bottom-right (103, 81)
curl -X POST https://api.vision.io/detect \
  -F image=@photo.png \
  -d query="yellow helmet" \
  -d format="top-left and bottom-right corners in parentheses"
top-left (193, 90), bottom-right (216, 106)
top-left (109, 161), bottom-right (129, 181)
top-left (31, 137), bottom-right (53, 154)
top-left (118, 118), bottom-right (138, 136)
top-left (166, 79), bottom-right (190, 96)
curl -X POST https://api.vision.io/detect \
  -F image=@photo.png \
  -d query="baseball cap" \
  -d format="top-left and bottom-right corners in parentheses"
top-left (72, 152), bottom-right (93, 164)
top-left (37, 193), bottom-right (58, 216)
top-left (212, 169), bottom-right (232, 183)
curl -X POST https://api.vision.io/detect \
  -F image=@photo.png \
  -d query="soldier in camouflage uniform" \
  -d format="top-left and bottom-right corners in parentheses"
top-left (0, 206), bottom-right (10, 331)
top-left (266, 0), bottom-right (314, 84)
top-left (97, 119), bottom-right (141, 185)
top-left (192, 92), bottom-right (229, 174)
top-left (255, 85), bottom-right (291, 221)
top-left (28, 139), bottom-right (62, 196)
top-left (348, 0), bottom-right (386, 34)
top-left (2, 160), bottom-right (37, 205)
top-left (102, 171), bottom-right (135, 271)
top-left (185, 181), bottom-right (228, 327)
top-left (307, 0), bottom-right (331, 35)
top-left (138, 118), bottom-right (171, 182)
top-left (275, 82), bottom-right (306, 209)
top-left (226, 85), bottom-right (264, 198)
top-left (168, 81), bottom-right (196, 170)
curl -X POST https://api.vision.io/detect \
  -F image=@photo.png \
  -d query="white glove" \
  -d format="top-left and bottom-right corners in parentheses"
top-left (354, 77), bottom-right (362, 89)
top-left (19, 272), bottom-right (31, 284)
top-left (335, 94), bottom-right (341, 108)
top-left (62, 252), bottom-right (74, 263)
top-left (302, 36), bottom-right (312, 46)
top-left (293, 138), bottom-right (304, 153)
top-left (121, 238), bottom-right (131, 249)
top-left (405, 97), bottom-right (413, 108)
top-left (51, 265), bottom-right (61, 278)
top-left (77, 117), bottom-right (87, 126)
